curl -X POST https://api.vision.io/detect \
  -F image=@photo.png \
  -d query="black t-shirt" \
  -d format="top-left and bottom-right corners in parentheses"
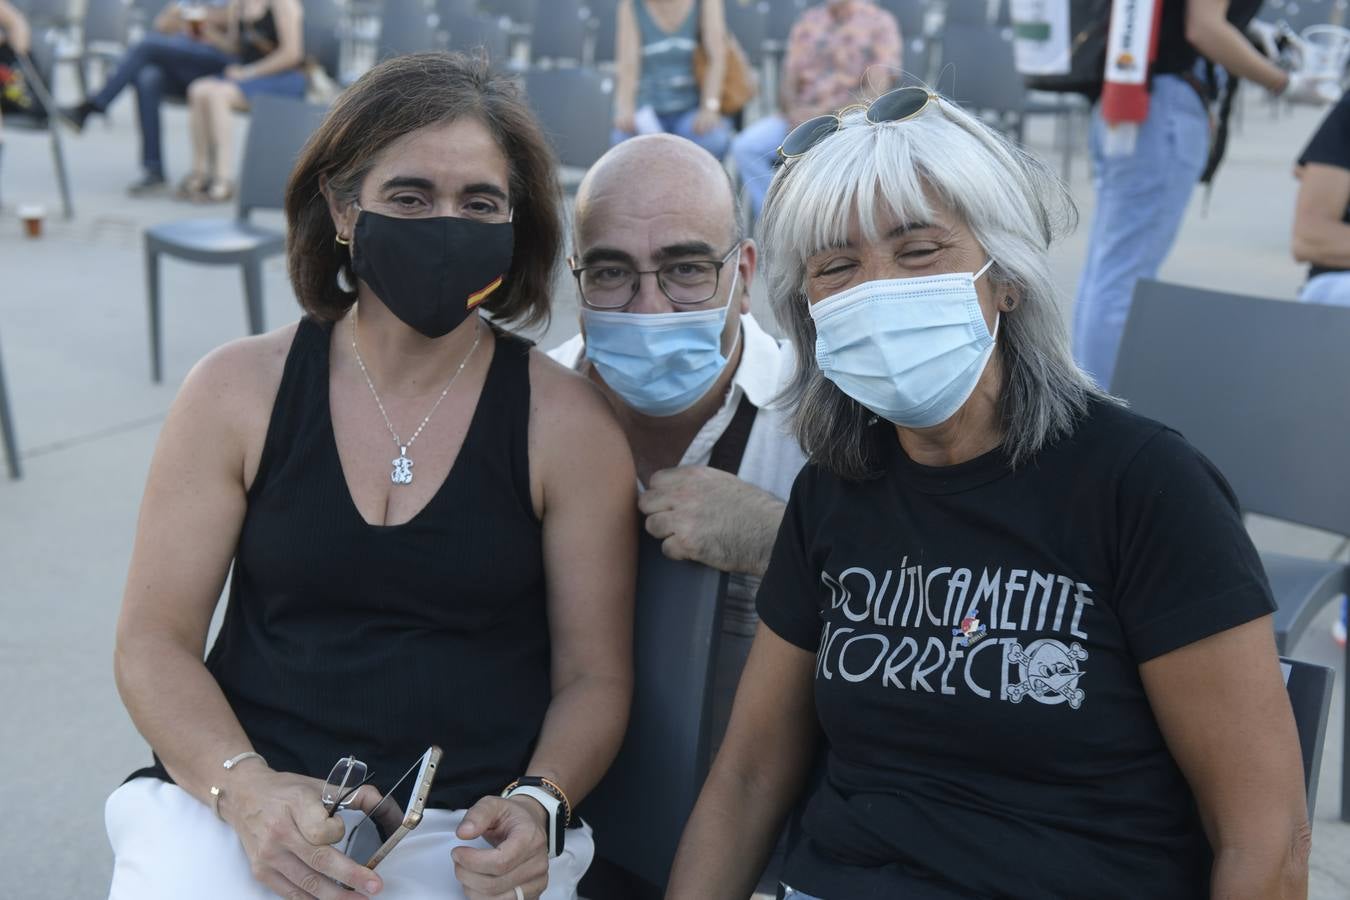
top-left (758, 400), bottom-right (1274, 899)
top-left (1298, 93), bottom-right (1350, 280)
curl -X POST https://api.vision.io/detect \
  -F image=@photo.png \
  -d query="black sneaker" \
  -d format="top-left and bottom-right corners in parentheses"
top-left (127, 172), bottom-right (169, 196)
top-left (59, 101), bottom-right (97, 133)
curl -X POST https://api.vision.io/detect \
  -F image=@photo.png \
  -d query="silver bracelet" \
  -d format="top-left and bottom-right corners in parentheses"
top-left (209, 751), bottom-right (267, 821)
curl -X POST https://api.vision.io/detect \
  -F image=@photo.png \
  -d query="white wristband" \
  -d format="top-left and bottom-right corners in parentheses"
top-left (504, 785), bottom-right (561, 858)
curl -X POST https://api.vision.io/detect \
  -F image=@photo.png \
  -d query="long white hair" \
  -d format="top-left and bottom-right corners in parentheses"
top-left (760, 95), bottom-right (1107, 480)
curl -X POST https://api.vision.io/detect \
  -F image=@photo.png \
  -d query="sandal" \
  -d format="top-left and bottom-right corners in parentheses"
top-left (200, 179), bottom-right (235, 204)
top-left (175, 173), bottom-right (210, 201)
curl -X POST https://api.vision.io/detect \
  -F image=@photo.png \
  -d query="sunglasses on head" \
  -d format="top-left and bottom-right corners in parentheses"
top-left (776, 86), bottom-right (941, 165)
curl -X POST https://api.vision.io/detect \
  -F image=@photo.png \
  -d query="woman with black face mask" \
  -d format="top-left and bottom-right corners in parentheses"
top-left (106, 52), bottom-right (637, 900)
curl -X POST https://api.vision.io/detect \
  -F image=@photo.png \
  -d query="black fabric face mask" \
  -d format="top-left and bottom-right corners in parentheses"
top-left (350, 209), bottom-right (515, 338)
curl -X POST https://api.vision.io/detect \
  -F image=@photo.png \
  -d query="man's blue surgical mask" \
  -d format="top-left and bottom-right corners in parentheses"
top-left (581, 250), bottom-right (742, 417)
top-left (809, 259), bottom-right (997, 428)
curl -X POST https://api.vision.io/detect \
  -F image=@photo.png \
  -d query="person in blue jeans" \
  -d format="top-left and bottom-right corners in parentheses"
top-left (611, 0), bottom-right (733, 159)
top-left (64, 2), bottom-right (237, 195)
top-left (1071, 0), bottom-right (1331, 389)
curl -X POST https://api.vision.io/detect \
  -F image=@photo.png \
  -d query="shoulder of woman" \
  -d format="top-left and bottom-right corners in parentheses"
top-left (526, 348), bottom-right (614, 422)
top-left (174, 323), bottom-right (298, 433)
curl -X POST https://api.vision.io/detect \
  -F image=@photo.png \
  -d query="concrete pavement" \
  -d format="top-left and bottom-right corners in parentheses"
top-left (0, 79), bottom-right (1346, 898)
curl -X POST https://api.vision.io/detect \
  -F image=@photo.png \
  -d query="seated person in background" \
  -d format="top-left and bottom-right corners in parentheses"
top-left (106, 52), bottom-right (635, 900)
top-left (65, 1), bottom-right (238, 195)
top-left (1294, 92), bottom-right (1350, 308)
top-left (612, 0), bottom-right (734, 159)
top-left (731, 0), bottom-right (901, 220)
top-left (667, 88), bottom-right (1310, 900)
top-left (1291, 92), bottom-right (1350, 647)
top-left (0, 0), bottom-right (31, 206)
top-left (549, 133), bottom-right (807, 897)
top-left (181, 0), bottom-right (306, 203)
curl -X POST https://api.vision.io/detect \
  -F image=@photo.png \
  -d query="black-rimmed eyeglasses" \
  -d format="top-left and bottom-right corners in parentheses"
top-left (571, 243), bottom-right (741, 310)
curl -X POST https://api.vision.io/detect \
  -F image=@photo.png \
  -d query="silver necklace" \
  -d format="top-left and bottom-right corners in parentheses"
top-left (350, 305), bottom-right (482, 485)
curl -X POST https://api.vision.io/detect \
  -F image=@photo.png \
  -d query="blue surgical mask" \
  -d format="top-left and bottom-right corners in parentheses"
top-left (810, 260), bottom-right (997, 428)
top-left (581, 256), bottom-right (742, 417)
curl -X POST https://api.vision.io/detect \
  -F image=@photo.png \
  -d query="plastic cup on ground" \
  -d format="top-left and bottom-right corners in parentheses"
top-left (18, 205), bottom-right (46, 239)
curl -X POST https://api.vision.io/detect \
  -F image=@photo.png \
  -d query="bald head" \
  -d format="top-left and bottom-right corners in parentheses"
top-left (574, 134), bottom-right (740, 249)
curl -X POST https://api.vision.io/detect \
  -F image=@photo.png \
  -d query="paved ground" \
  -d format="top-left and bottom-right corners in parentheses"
top-left (0, 80), bottom-right (1347, 898)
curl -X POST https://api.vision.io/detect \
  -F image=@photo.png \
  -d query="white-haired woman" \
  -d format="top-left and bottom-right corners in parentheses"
top-left (665, 89), bottom-right (1310, 900)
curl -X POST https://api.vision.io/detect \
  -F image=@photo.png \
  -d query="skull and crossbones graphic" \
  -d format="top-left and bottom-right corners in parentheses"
top-left (1005, 639), bottom-right (1088, 709)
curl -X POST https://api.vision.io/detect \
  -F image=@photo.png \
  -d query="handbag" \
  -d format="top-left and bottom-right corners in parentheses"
top-left (692, 30), bottom-right (758, 115)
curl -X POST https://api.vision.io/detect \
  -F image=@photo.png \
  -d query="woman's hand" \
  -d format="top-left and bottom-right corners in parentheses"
top-left (221, 768), bottom-right (386, 900)
top-left (224, 63), bottom-right (250, 82)
top-left (692, 108), bottom-right (721, 136)
top-left (452, 795), bottom-right (551, 900)
top-left (613, 108), bottom-right (636, 134)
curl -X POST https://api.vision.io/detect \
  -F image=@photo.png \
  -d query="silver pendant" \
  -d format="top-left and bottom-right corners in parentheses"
top-left (391, 447), bottom-right (414, 485)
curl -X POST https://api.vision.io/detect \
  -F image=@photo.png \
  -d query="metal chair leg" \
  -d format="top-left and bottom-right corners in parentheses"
top-left (48, 126), bottom-right (74, 220)
top-left (242, 259), bottom-right (265, 335)
top-left (145, 244), bottom-right (163, 383)
top-left (0, 337), bottom-right (21, 480)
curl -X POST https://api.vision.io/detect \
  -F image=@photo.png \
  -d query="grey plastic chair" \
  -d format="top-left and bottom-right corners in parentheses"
top-left (11, 0), bottom-right (77, 27)
top-left (587, 0), bottom-right (618, 66)
top-left (945, 0), bottom-right (992, 24)
top-left (1112, 279), bottom-right (1350, 821)
top-left (877, 0), bottom-right (934, 81)
top-left (529, 0), bottom-right (589, 64)
top-left (1282, 656), bottom-right (1335, 822)
top-left (580, 532), bottom-right (726, 888)
top-left (143, 95), bottom-right (327, 383)
top-left (725, 0), bottom-right (769, 68)
top-left (763, 0), bottom-right (806, 51)
top-left (303, 0), bottom-right (344, 80)
top-left (0, 331), bottom-right (21, 480)
top-left (523, 66), bottom-right (614, 175)
top-left (377, 0), bottom-right (444, 60)
top-left (443, 11), bottom-right (511, 63)
top-left (480, 0), bottom-right (536, 23)
top-left (938, 22), bottom-right (1027, 140)
top-left (71, 0), bottom-right (130, 103)
top-left (4, 29), bottom-right (74, 218)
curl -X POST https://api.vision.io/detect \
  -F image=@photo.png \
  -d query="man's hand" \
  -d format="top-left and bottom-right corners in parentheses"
top-left (639, 466), bottom-right (786, 576)
top-left (453, 795), bottom-right (550, 900)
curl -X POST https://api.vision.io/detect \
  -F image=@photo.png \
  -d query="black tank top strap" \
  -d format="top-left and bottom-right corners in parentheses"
top-left (475, 325), bottom-right (537, 524)
top-left (248, 317), bottom-right (330, 501)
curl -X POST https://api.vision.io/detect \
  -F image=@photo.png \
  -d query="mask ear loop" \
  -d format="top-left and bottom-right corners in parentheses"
top-left (719, 246), bottom-right (746, 364)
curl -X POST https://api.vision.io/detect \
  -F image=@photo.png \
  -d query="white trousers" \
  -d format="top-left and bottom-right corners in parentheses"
top-left (106, 778), bottom-right (595, 900)
top-left (1299, 270), bottom-right (1350, 306)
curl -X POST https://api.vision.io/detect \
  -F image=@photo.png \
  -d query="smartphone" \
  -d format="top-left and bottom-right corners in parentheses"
top-left (340, 745), bottom-right (442, 869)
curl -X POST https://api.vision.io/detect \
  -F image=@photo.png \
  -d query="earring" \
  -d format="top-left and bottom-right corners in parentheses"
top-left (1003, 296), bottom-right (1018, 311)
top-left (336, 263), bottom-right (355, 293)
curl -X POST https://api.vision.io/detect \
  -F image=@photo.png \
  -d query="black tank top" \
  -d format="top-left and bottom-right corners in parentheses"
top-left (131, 319), bottom-right (551, 811)
top-left (239, 5), bottom-right (280, 66)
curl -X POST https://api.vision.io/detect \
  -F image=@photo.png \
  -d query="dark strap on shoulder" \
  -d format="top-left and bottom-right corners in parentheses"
top-left (708, 393), bottom-right (757, 474)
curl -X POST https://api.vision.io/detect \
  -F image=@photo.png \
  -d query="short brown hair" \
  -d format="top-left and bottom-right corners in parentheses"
top-left (284, 52), bottom-right (563, 330)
